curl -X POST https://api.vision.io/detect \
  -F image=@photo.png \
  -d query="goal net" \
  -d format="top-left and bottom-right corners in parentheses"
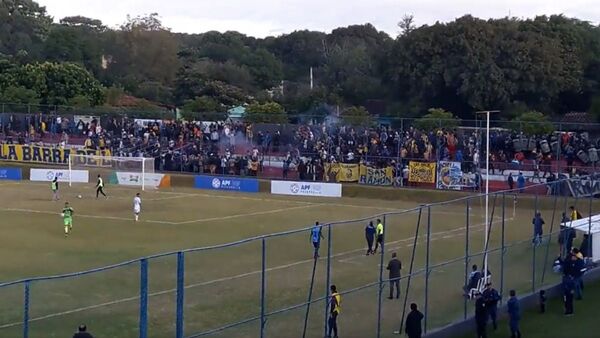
top-left (69, 154), bottom-right (156, 190)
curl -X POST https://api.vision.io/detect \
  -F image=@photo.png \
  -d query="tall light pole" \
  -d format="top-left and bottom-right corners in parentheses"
top-left (476, 110), bottom-right (500, 284)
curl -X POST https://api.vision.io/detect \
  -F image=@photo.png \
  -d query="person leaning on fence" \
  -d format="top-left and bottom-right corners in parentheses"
top-left (405, 303), bottom-right (424, 338)
top-left (387, 252), bottom-right (402, 299)
top-left (327, 285), bottom-right (341, 338)
top-left (507, 290), bottom-right (521, 338)
top-left (373, 219), bottom-right (384, 254)
top-left (73, 324), bottom-right (94, 338)
top-left (365, 221), bottom-right (376, 255)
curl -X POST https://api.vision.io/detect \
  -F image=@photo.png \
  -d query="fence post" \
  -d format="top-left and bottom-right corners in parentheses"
top-left (260, 238), bottom-right (267, 338)
top-left (500, 193), bottom-right (506, 303)
top-left (463, 199), bottom-right (470, 319)
top-left (588, 192), bottom-right (593, 259)
top-left (323, 224), bottom-right (332, 338)
top-left (424, 206), bottom-right (431, 334)
top-left (176, 252), bottom-right (185, 338)
top-left (376, 215), bottom-right (386, 338)
top-left (23, 281), bottom-right (30, 338)
top-left (532, 194), bottom-right (539, 293)
top-left (139, 259), bottom-right (148, 338)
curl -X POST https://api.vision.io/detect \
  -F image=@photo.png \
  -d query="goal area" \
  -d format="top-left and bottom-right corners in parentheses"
top-left (69, 154), bottom-right (155, 190)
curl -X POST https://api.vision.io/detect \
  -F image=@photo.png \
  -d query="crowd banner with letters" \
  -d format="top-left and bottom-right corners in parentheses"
top-left (30, 169), bottom-right (89, 183)
top-left (566, 173), bottom-right (600, 197)
top-left (0, 167), bottom-right (22, 180)
top-left (359, 165), bottom-right (394, 186)
top-left (111, 172), bottom-right (171, 188)
top-left (437, 161), bottom-right (476, 190)
top-left (408, 161), bottom-right (436, 183)
top-left (0, 144), bottom-right (110, 164)
top-left (325, 163), bottom-right (359, 182)
top-left (271, 180), bottom-right (342, 198)
top-left (194, 175), bottom-right (258, 193)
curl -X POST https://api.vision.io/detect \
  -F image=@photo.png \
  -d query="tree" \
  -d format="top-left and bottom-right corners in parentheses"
top-left (0, 85), bottom-right (39, 104)
top-left (340, 106), bottom-right (373, 126)
top-left (0, 0), bottom-right (53, 59)
top-left (397, 14), bottom-right (415, 36)
top-left (59, 16), bottom-right (105, 30)
top-left (244, 102), bottom-right (288, 123)
top-left (514, 111), bottom-right (555, 136)
top-left (414, 108), bottom-right (460, 131)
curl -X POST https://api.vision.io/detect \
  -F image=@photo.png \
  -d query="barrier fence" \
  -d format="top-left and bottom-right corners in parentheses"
top-left (0, 179), bottom-right (597, 338)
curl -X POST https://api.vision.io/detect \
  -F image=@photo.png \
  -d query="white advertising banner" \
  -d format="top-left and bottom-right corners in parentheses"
top-left (30, 168), bottom-right (89, 183)
top-left (271, 180), bottom-right (342, 198)
top-left (114, 172), bottom-right (166, 188)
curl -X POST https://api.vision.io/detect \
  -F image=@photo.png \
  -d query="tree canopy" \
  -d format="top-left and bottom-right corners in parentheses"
top-left (2, 1), bottom-right (600, 123)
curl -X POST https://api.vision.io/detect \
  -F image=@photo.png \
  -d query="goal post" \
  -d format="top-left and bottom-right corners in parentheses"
top-left (69, 154), bottom-right (155, 190)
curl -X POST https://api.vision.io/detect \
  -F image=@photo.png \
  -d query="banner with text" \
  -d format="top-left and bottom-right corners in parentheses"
top-left (436, 161), bottom-right (476, 190)
top-left (359, 165), bottom-right (394, 186)
top-left (0, 167), bottom-right (22, 180)
top-left (194, 175), bottom-right (259, 193)
top-left (566, 173), bottom-right (600, 197)
top-left (30, 169), bottom-right (89, 183)
top-left (408, 161), bottom-right (436, 183)
top-left (0, 144), bottom-right (110, 164)
top-left (325, 163), bottom-right (360, 182)
top-left (271, 180), bottom-right (342, 197)
top-left (111, 172), bottom-right (171, 188)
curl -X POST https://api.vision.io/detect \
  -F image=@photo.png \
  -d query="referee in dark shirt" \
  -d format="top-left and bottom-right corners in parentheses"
top-left (387, 252), bottom-right (402, 299)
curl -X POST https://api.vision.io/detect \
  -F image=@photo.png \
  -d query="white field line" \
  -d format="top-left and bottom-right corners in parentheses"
top-left (0, 208), bottom-right (177, 225)
top-left (0, 216), bottom-right (515, 330)
top-left (175, 204), bottom-right (317, 224)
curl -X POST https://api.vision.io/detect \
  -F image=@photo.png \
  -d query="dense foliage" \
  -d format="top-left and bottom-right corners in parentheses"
top-left (2, 0), bottom-right (600, 121)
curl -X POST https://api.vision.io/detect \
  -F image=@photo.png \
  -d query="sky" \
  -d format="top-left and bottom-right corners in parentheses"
top-left (37, 0), bottom-right (600, 37)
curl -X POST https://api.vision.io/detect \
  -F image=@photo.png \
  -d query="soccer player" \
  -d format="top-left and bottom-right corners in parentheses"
top-left (133, 193), bottom-right (142, 222)
top-left (62, 202), bottom-right (74, 237)
top-left (310, 221), bottom-right (324, 259)
top-left (96, 174), bottom-right (107, 199)
top-left (51, 176), bottom-right (60, 201)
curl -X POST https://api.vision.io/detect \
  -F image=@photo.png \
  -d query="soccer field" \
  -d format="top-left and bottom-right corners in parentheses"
top-left (0, 180), bottom-right (588, 338)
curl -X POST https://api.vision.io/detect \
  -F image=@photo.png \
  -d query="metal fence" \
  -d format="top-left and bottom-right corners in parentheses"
top-left (0, 180), bottom-right (597, 338)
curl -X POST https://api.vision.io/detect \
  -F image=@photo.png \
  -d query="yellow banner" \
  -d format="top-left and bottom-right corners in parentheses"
top-left (325, 163), bottom-right (359, 182)
top-left (408, 161), bottom-right (436, 183)
top-left (0, 144), bottom-right (111, 164)
top-left (359, 164), bottom-right (394, 186)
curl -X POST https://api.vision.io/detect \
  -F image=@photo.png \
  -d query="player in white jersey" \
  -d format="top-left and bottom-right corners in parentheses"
top-left (133, 193), bottom-right (142, 221)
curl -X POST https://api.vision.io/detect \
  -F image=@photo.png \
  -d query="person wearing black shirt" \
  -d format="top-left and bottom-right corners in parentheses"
top-left (482, 282), bottom-right (501, 330)
top-left (365, 221), bottom-right (376, 255)
top-left (73, 324), bottom-right (94, 338)
top-left (475, 293), bottom-right (487, 338)
top-left (387, 252), bottom-right (402, 299)
top-left (405, 303), bottom-right (424, 338)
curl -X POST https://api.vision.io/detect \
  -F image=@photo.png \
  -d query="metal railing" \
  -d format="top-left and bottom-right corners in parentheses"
top-left (0, 180), bottom-right (596, 338)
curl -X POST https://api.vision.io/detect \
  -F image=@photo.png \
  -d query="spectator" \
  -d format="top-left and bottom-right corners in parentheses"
top-left (482, 282), bottom-right (500, 331)
top-left (562, 275), bottom-right (575, 316)
top-left (517, 172), bottom-right (525, 193)
top-left (463, 264), bottom-right (482, 296)
top-left (570, 249), bottom-right (586, 300)
top-left (475, 293), bottom-right (488, 338)
top-left (405, 303), bottom-right (424, 338)
top-left (387, 252), bottom-right (402, 299)
top-left (327, 284), bottom-right (341, 338)
top-left (532, 212), bottom-right (545, 247)
top-left (507, 290), bottom-right (521, 338)
top-left (365, 221), bottom-right (375, 255)
top-left (73, 324), bottom-right (94, 338)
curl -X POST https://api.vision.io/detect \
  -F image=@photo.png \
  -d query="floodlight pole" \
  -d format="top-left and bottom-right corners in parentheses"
top-left (476, 110), bottom-right (499, 283)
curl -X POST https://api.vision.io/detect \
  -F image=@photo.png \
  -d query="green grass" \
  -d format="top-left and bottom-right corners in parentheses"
top-left (0, 180), bottom-right (595, 338)
top-left (456, 279), bottom-right (600, 338)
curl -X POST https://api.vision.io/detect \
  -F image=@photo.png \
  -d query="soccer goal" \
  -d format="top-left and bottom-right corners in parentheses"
top-left (69, 154), bottom-right (156, 190)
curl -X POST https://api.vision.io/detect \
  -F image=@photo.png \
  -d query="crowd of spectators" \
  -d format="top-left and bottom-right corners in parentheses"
top-left (1, 112), bottom-right (599, 180)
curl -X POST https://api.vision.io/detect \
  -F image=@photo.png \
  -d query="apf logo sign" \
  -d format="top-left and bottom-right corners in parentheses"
top-left (212, 178), bottom-right (221, 188)
top-left (290, 183), bottom-right (300, 193)
top-left (46, 170), bottom-right (66, 180)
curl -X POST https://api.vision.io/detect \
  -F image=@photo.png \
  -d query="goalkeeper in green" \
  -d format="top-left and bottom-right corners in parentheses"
top-left (61, 202), bottom-right (74, 237)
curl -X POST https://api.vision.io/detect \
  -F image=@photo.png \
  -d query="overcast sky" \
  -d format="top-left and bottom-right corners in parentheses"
top-left (37, 0), bottom-right (600, 37)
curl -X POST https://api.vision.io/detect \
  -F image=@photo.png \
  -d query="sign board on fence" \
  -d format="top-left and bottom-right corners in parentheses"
top-left (566, 173), bottom-right (600, 197)
top-left (0, 144), bottom-right (110, 164)
top-left (408, 161), bottom-right (436, 183)
top-left (194, 175), bottom-right (259, 193)
top-left (359, 165), bottom-right (394, 186)
top-left (271, 180), bottom-right (342, 198)
top-left (324, 163), bottom-right (359, 182)
top-left (111, 172), bottom-right (171, 188)
top-left (436, 161), bottom-right (476, 190)
top-left (0, 167), bottom-right (21, 180)
top-left (30, 169), bottom-right (89, 183)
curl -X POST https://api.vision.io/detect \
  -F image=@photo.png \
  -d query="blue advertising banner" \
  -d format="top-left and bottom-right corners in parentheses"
top-left (0, 167), bottom-right (22, 180)
top-left (194, 175), bottom-right (259, 193)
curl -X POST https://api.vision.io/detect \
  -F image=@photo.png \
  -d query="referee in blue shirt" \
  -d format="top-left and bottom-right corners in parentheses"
top-left (311, 221), bottom-right (325, 259)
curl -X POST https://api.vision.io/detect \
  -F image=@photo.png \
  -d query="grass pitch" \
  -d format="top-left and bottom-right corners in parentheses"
top-left (0, 180), bottom-right (587, 338)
